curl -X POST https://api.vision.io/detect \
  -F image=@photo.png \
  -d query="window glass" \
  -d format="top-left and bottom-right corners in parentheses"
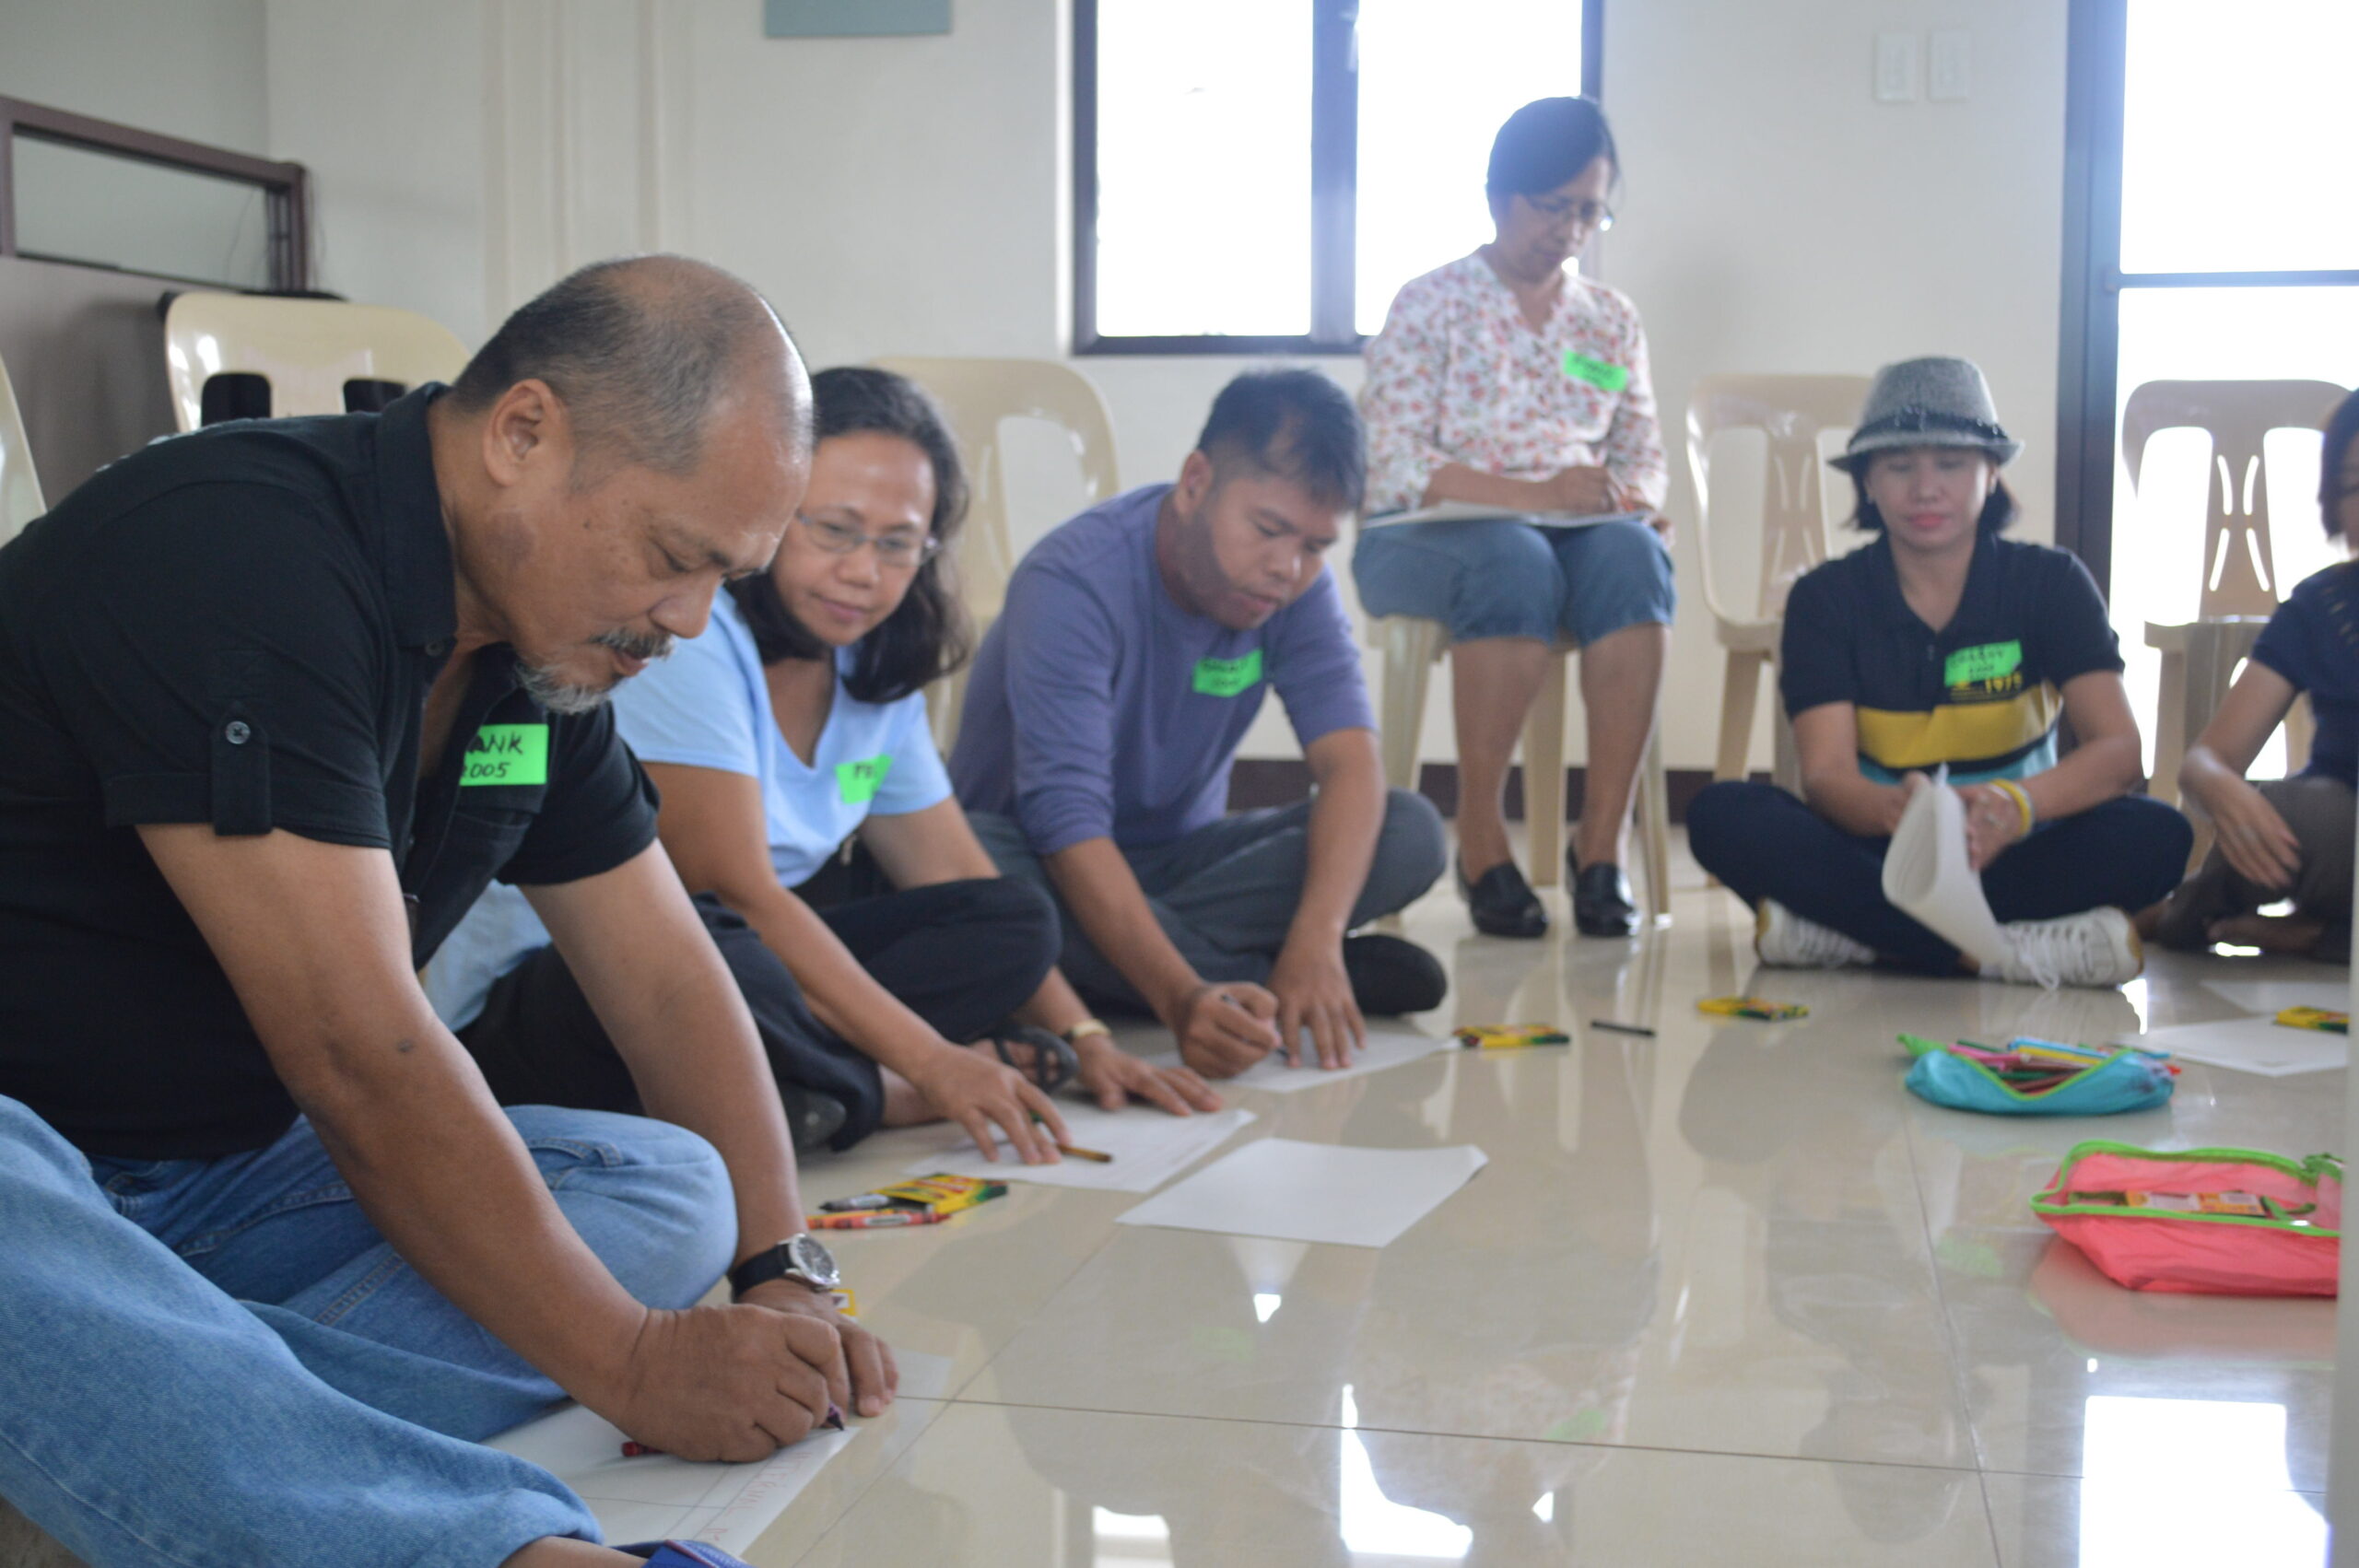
top-left (13, 136), bottom-right (274, 289)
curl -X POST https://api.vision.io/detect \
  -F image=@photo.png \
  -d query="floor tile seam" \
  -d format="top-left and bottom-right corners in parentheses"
top-left (770, 1397), bottom-right (956, 1568)
top-left (1897, 1092), bottom-right (1996, 1474)
top-left (1971, 1463), bottom-right (2006, 1567)
top-left (934, 1391), bottom-right (1995, 1477)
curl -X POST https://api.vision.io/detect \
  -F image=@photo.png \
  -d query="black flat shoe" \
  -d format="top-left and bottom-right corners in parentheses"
top-left (1456, 857), bottom-right (1549, 939)
top-left (1341, 932), bottom-right (1449, 1014)
top-left (1570, 860), bottom-right (1637, 938)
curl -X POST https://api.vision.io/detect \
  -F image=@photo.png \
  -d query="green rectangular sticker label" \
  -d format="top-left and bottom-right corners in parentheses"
top-left (836, 755), bottom-right (893, 804)
top-left (1561, 351), bottom-right (1630, 392)
top-left (1944, 640), bottom-right (2024, 688)
top-left (461, 723), bottom-right (548, 786)
top-left (1192, 649), bottom-right (1265, 697)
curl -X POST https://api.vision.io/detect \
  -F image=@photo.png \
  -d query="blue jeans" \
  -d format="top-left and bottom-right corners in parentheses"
top-left (1687, 781), bottom-right (2193, 973)
top-left (969, 790), bottom-right (1449, 1012)
top-left (1352, 516), bottom-right (1675, 646)
top-left (0, 1096), bottom-right (736, 1567)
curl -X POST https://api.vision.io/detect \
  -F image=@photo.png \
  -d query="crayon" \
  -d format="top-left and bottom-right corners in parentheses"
top-left (818, 1194), bottom-right (898, 1212)
top-left (1590, 1020), bottom-right (1655, 1037)
top-left (619, 1405), bottom-right (844, 1458)
top-left (1054, 1142), bottom-right (1114, 1162)
top-left (809, 1210), bottom-right (947, 1230)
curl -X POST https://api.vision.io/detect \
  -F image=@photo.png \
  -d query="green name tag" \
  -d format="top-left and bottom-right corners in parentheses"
top-left (1944, 640), bottom-right (2024, 688)
top-left (836, 755), bottom-right (893, 804)
top-left (1191, 649), bottom-right (1265, 697)
top-left (461, 723), bottom-right (548, 786)
top-left (1561, 351), bottom-right (1630, 392)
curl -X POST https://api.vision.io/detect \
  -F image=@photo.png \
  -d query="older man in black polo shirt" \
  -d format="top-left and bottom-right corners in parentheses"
top-left (0, 258), bottom-right (892, 1568)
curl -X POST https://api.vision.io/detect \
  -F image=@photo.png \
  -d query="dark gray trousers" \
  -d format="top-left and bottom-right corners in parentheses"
top-left (2153, 774), bottom-right (2355, 961)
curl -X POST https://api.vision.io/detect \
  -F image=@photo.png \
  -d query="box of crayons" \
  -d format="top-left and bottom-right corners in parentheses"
top-left (807, 1173), bottom-right (1007, 1230)
top-left (2276, 1006), bottom-right (2349, 1035)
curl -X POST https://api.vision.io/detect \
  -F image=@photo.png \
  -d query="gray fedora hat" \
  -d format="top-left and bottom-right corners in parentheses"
top-left (1830, 356), bottom-right (2023, 474)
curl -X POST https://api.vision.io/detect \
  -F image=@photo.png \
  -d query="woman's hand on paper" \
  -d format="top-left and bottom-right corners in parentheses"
top-left (1954, 782), bottom-right (2028, 872)
top-left (2206, 778), bottom-right (2303, 891)
top-left (1073, 1034), bottom-right (1224, 1117)
top-left (1540, 464), bottom-right (1631, 516)
top-left (907, 1042), bottom-right (1067, 1164)
top-left (1267, 938), bottom-right (1367, 1071)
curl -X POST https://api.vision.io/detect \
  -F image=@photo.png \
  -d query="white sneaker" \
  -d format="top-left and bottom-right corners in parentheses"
top-left (1986, 907), bottom-right (2143, 989)
top-left (1755, 901), bottom-right (1875, 968)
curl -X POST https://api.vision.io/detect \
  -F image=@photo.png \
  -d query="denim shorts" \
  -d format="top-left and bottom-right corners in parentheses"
top-left (1351, 516), bottom-right (1676, 646)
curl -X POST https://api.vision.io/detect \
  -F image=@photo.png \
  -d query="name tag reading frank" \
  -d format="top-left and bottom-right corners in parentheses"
top-left (461, 723), bottom-right (549, 786)
top-left (1192, 649), bottom-right (1264, 697)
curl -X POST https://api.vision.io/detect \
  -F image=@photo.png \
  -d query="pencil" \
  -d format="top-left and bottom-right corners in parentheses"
top-left (1054, 1142), bottom-right (1113, 1163)
top-left (1590, 1020), bottom-right (1655, 1037)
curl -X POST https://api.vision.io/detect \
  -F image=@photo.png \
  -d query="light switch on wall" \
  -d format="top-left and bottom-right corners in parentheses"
top-left (1873, 31), bottom-right (1919, 103)
top-left (1930, 29), bottom-right (1971, 101)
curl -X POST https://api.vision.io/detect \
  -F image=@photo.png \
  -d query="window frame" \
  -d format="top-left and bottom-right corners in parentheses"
top-left (1071, 0), bottom-right (1603, 357)
top-left (2053, 0), bottom-right (2359, 592)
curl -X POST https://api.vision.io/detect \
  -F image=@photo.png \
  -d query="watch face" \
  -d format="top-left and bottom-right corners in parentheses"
top-left (787, 1233), bottom-right (840, 1289)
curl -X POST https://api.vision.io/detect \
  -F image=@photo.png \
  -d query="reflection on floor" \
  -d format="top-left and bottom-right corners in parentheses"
top-left (774, 830), bottom-right (2340, 1568)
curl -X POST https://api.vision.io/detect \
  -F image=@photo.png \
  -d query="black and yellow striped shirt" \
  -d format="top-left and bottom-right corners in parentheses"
top-left (1778, 533), bottom-right (2121, 784)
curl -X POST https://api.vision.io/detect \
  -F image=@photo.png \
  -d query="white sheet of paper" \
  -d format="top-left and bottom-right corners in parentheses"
top-left (2114, 1014), bottom-right (2350, 1077)
top-left (1361, 503), bottom-right (1652, 532)
top-left (1116, 1138), bottom-right (1489, 1248)
top-left (902, 1105), bottom-right (1257, 1193)
top-left (1881, 772), bottom-right (2012, 968)
top-left (1143, 1028), bottom-right (1456, 1094)
top-left (2202, 979), bottom-right (2352, 1015)
top-left (486, 1401), bottom-right (853, 1553)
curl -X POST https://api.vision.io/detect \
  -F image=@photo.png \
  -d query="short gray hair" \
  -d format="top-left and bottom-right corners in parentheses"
top-left (447, 254), bottom-right (808, 480)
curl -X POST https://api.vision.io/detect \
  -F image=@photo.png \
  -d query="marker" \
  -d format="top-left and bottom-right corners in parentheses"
top-left (1590, 1020), bottom-right (1655, 1037)
top-left (809, 1210), bottom-right (945, 1230)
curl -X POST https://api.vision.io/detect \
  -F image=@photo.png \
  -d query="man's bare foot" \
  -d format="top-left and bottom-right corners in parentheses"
top-left (2207, 913), bottom-right (2326, 954)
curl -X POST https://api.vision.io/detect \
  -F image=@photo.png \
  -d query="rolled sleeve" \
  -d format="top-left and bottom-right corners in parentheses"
top-left (1001, 565), bottom-right (1121, 856)
top-left (41, 485), bottom-right (393, 848)
top-left (1778, 570), bottom-right (1856, 718)
top-left (1272, 568), bottom-right (1378, 747)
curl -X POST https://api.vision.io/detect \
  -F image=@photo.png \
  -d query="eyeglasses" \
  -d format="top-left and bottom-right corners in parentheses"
top-left (794, 512), bottom-right (940, 568)
top-left (1523, 193), bottom-right (1614, 232)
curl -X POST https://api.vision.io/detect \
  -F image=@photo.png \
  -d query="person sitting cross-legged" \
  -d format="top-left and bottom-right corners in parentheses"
top-left (2149, 387), bottom-right (2359, 962)
top-left (953, 369), bottom-right (1449, 1079)
top-left (0, 256), bottom-right (891, 1568)
top-left (1687, 356), bottom-right (2192, 989)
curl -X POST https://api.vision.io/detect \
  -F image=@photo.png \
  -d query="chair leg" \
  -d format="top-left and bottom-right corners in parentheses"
top-left (1525, 653), bottom-right (1570, 889)
top-left (1376, 619), bottom-right (1444, 793)
top-left (2150, 649), bottom-right (2189, 807)
top-left (1638, 726), bottom-right (1672, 923)
top-left (1715, 649), bottom-right (1764, 783)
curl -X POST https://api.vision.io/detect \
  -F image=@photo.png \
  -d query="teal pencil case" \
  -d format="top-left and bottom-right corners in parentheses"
top-left (1902, 1036), bottom-right (2175, 1117)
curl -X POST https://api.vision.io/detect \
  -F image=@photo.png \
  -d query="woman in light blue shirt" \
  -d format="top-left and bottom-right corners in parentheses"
top-left (436, 369), bottom-right (1215, 1157)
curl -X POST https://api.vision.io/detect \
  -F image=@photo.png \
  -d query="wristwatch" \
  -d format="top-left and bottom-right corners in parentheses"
top-left (728, 1232), bottom-right (841, 1301)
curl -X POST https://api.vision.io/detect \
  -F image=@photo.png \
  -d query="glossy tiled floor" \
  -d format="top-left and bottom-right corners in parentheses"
top-left (768, 831), bottom-right (2343, 1567)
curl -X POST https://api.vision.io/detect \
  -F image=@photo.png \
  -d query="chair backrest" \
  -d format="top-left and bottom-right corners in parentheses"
top-left (2120, 379), bottom-right (2349, 618)
top-left (0, 351), bottom-right (43, 546)
top-left (162, 293), bottom-right (471, 432)
top-left (1684, 372), bottom-right (1871, 625)
top-left (869, 357), bottom-right (1121, 626)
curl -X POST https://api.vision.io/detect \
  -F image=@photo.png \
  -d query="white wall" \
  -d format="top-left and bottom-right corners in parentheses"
top-left (0, 0), bottom-right (266, 152)
top-left (256, 0), bottom-right (2071, 772)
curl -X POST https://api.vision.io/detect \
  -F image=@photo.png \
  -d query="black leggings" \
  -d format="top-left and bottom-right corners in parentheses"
top-left (1688, 781), bottom-right (2192, 974)
top-left (459, 877), bottom-right (1061, 1152)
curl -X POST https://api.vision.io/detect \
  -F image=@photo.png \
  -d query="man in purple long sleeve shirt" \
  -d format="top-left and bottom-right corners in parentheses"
top-left (952, 371), bottom-right (1446, 1077)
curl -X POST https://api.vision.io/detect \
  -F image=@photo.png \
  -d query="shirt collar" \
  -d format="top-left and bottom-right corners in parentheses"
top-left (1870, 530), bottom-right (2001, 642)
top-left (373, 383), bottom-right (459, 653)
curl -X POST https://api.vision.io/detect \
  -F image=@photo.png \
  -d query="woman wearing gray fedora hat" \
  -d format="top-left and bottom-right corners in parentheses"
top-left (1685, 357), bottom-right (2192, 988)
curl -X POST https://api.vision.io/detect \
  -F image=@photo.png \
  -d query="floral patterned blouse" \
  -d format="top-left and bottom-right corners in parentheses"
top-left (1358, 252), bottom-right (1668, 519)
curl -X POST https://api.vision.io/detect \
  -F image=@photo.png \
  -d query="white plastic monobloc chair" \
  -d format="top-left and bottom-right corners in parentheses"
top-left (0, 350), bottom-right (44, 546)
top-left (870, 357), bottom-right (1121, 754)
top-left (162, 292), bottom-right (470, 430)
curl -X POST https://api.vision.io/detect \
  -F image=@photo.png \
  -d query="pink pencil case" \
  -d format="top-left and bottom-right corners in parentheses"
top-left (2031, 1141), bottom-right (2342, 1297)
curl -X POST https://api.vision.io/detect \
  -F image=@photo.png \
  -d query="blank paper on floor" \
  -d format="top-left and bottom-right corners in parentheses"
top-left (2201, 979), bottom-right (2352, 1015)
top-left (486, 1403), bottom-right (852, 1553)
top-left (1142, 1028), bottom-right (1455, 1094)
top-left (2114, 1014), bottom-right (2349, 1077)
top-left (1116, 1138), bottom-right (1488, 1248)
top-left (902, 1105), bottom-right (1256, 1193)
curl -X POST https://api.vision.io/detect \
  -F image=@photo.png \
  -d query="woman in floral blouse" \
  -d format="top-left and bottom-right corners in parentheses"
top-left (1354, 96), bottom-right (1672, 941)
